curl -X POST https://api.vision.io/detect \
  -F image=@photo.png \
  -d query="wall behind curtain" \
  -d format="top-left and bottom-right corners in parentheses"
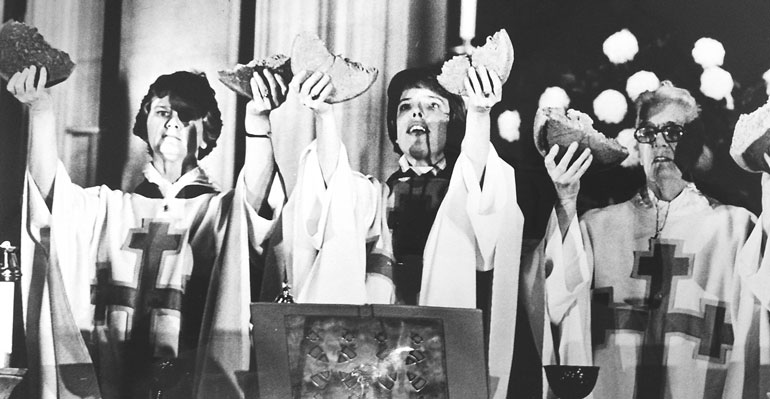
top-left (253, 0), bottom-right (448, 190)
top-left (119, 0), bottom-right (241, 191)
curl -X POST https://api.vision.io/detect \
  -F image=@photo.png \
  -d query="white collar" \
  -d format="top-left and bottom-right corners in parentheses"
top-left (398, 155), bottom-right (447, 176)
top-left (641, 182), bottom-right (709, 215)
top-left (142, 163), bottom-right (218, 199)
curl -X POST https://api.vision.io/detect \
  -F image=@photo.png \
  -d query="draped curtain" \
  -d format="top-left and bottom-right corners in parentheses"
top-left (119, 0), bottom-right (242, 191)
top-left (16, 0), bottom-right (448, 194)
top-left (254, 0), bottom-right (448, 190)
top-left (25, 0), bottom-right (105, 187)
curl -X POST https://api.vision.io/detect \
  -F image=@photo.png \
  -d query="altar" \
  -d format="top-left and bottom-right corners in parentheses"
top-left (250, 303), bottom-right (489, 399)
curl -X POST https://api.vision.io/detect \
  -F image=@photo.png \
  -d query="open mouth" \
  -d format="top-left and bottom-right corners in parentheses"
top-left (407, 124), bottom-right (429, 135)
top-left (653, 156), bottom-right (672, 163)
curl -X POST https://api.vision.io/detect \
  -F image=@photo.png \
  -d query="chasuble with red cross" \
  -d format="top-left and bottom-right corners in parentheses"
top-left (20, 162), bottom-right (282, 399)
top-left (545, 184), bottom-right (768, 398)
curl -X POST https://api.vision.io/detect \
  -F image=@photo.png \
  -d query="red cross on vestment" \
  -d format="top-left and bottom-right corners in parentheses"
top-left (591, 239), bottom-right (734, 399)
top-left (91, 219), bottom-right (186, 323)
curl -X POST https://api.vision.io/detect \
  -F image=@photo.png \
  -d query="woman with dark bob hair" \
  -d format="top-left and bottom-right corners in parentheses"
top-left (385, 66), bottom-right (466, 164)
top-left (270, 65), bottom-right (524, 399)
top-left (9, 65), bottom-right (287, 398)
top-left (133, 71), bottom-right (222, 161)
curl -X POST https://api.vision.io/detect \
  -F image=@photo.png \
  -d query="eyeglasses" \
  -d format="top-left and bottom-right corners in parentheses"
top-left (633, 123), bottom-right (685, 144)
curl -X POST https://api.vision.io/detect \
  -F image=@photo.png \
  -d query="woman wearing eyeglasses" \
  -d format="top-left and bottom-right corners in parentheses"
top-left (541, 81), bottom-right (766, 398)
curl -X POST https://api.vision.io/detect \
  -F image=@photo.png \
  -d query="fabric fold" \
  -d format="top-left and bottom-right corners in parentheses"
top-left (193, 170), bottom-right (253, 398)
top-left (288, 141), bottom-right (368, 304)
top-left (21, 161), bottom-right (275, 399)
top-left (544, 211), bottom-right (591, 325)
top-left (419, 147), bottom-right (522, 399)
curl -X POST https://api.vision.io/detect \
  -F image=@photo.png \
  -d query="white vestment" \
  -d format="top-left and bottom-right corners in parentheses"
top-left (545, 184), bottom-right (768, 398)
top-left (272, 141), bottom-right (523, 399)
top-left (22, 163), bottom-right (281, 399)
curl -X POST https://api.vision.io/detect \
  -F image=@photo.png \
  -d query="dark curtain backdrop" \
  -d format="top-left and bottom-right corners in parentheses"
top-left (0, 0), bottom-right (26, 247)
top-left (481, 0), bottom-right (770, 238)
top-left (478, 0), bottom-right (770, 397)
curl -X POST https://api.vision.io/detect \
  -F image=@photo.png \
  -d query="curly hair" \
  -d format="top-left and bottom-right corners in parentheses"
top-left (386, 67), bottom-right (466, 161)
top-left (635, 80), bottom-right (700, 126)
top-left (133, 71), bottom-right (222, 160)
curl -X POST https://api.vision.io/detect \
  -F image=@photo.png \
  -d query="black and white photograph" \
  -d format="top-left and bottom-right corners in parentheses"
top-left (1, 0), bottom-right (770, 398)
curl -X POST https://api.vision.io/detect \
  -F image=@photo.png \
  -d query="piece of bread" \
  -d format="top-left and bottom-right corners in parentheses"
top-left (0, 20), bottom-right (75, 87)
top-left (730, 101), bottom-right (770, 173)
top-left (290, 33), bottom-right (378, 103)
top-left (437, 29), bottom-right (514, 96)
top-left (534, 107), bottom-right (629, 166)
top-left (218, 54), bottom-right (292, 99)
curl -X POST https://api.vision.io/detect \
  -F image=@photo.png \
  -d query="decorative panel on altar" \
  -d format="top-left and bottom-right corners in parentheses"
top-left (251, 303), bottom-right (487, 398)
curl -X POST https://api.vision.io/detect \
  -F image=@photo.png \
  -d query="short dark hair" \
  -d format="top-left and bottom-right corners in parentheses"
top-left (133, 71), bottom-right (222, 160)
top-left (386, 67), bottom-right (466, 160)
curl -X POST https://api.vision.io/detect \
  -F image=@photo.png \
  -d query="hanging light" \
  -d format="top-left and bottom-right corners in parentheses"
top-left (626, 71), bottom-right (661, 102)
top-left (593, 89), bottom-right (628, 124)
top-left (538, 86), bottom-right (570, 110)
top-left (691, 38), bottom-right (725, 69)
top-left (602, 29), bottom-right (639, 65)
top-left (497, 110), bottom-right (521, 142)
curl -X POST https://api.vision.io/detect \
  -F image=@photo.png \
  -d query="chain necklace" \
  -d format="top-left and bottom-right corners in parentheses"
top-left (651, 197), bottom-right (670, 241)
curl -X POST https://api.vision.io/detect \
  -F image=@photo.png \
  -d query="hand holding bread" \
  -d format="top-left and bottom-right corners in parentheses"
top-left (6, 65), bottom-right (51, 113)
top-left (219, 32), bottom-right (378, 104)
top-left (534, 107), bottom-right (628, 167)
top-left (545, 142), bottom-right (593, 203)
top-left (244, 69), bottom-right (288, 136)
top-left (0, 21), bottom-right (75, 87)
top-left (290, 70), bottom-right (333, 116)
top-left (463, 65), bottom-right (502, 113)
top-left (438, 29), bottom-right (514, 97)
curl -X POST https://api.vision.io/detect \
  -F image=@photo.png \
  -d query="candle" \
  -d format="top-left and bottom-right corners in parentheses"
top-left (0, 241), bottom-right (18, 367)
top-left (459, 0), bottom-right (477, 41)
top-left (0, 282), bottom-right (11, 367)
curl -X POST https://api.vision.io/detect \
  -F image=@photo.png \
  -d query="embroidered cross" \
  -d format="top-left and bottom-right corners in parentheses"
top-left (665, 301), bottom-right (734, 361)
top-left (91, 220), bottom-right (185, 321)
top-left (591, 239), bottom-right (733, 399)
top-left (591, 287), bottom-right (647, 347)
top-left (632, 240), bottom-right (691, 309)
top-left (127, 220), bottom-right (185, 315)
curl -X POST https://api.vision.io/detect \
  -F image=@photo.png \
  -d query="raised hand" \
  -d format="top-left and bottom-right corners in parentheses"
top-left (6, 65), bottom-right (51, 113)
top-left (10, 65), bottom-right (57, 199)
top-left (545, 142), bottom-right (592, 236)
top-left (463, 65), bottom-right (502, 113)
top-left (245, 69), bottom-right (288, 136)
top-left (249, 69), bottom-right (288, 114)
top-left (290, 70), bottom-right (333, 116)
top-left (544, 142), bottom-right (593, 203)
top-left (289, 70), bottom-right (338, 182)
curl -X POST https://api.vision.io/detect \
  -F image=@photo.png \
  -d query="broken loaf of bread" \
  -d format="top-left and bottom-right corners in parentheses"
top-left (219, 33), bottom-right (378, 104)
top-left (731, 101), bottom-right (770, 173)
top-left (534, 107), bottom-right (629, 166)
top-left (437, 29), bottom-right (514, 96)
top-left (218, 54), bottom-right (292, 100)
top-left (0, 20), bottom-right (75, 87)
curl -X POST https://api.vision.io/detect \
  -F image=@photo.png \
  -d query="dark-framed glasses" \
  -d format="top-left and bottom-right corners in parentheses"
top-left (634, 123), bottom-right (685, 144)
